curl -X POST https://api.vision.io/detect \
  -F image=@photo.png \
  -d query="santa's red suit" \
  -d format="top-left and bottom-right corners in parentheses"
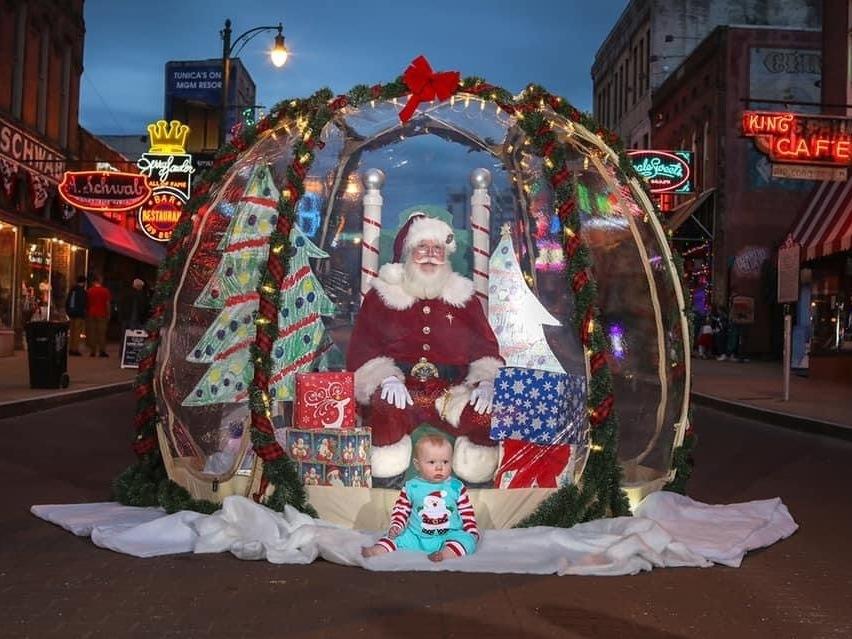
top-left (347, 216), bottom-right (503, 484)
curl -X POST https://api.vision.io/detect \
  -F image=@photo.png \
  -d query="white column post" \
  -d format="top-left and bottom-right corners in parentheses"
top-left (470, 168), bottom-right (492, 309)
top-left (360, 168), bottom-right (385, 302)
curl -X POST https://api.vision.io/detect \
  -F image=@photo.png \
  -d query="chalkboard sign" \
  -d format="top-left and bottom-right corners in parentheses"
top-left (121, 329), bottom-right (148, 369)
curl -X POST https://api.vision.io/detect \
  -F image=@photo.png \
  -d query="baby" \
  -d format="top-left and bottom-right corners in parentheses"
top-left (361, 434), bottom-right (479, 562)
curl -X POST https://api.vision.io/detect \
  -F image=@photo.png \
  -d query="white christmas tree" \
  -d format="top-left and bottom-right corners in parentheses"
top-left (183, 165), bottom-right (336, 405)
top-left (488, 226), bottom-right (565, 374)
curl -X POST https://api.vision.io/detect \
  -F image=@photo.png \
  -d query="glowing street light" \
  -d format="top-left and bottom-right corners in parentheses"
top-left (220, 19), bottom-right (287, 146)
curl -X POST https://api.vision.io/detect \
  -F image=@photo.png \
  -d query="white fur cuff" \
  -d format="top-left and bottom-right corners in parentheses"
top-left (434, 384), bottom-right (471, 428)
top-left (465, 356), bottom-right (503, 385)
top-left (370, 434), bottom-right (412, 478)
top-left (354, 357), bottom-right (404, 405)
top-left (452, 436), bottom-right (499, 484)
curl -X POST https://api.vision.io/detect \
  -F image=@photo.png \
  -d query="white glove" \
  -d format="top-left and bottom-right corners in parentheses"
top-left (380, 376), bottom-right (413, 410)
top-left (468, 380), bottom-right (495, 414)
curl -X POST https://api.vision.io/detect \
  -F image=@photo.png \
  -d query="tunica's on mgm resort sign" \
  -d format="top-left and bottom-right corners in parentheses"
top-left (136, 120), bottom-right (194, 242)
top-left (742, 110), bottom-right (851, 181)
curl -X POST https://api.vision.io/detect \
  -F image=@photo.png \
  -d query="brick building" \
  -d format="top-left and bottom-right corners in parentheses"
top-left (1, 0), bottom-right (163, 351)
top-left (651, 26), bottom-right (822, 357)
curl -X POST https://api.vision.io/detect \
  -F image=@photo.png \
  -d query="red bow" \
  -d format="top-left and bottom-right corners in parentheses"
top-left (398, 56), bottom-right (459, 123)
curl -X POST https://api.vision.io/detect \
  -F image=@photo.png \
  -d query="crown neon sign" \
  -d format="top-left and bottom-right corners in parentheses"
top-left (742, 111), bottom-right (852, 166)
top-left (136, 119), bottom-right (194, 242)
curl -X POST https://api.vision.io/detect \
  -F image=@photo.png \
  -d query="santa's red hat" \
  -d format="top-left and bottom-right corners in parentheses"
top-left (428, 490), bottom-right (446, 499)
top-left (392, 212), bottom-right (456, 262)
top-left (326, 465), bottom-right (340, 475)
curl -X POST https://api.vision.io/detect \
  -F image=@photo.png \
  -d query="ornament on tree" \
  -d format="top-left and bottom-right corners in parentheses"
top-left (488, 226), bottom-right (565, 374)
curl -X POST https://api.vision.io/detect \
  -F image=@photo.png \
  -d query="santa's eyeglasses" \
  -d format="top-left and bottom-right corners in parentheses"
top-left (411, 242), bottom-right (446, 261)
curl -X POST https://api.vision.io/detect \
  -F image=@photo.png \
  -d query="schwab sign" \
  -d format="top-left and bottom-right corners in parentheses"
top-left (136, 120), bottom-right (194, 242)
top-left (59, 171), bottom-right (152, 211)
top-left (627, 150), bottom-right (694, 194)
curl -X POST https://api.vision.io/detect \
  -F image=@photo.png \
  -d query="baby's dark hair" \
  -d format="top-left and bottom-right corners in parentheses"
top-left (414, 434), bottom-right (452, 457)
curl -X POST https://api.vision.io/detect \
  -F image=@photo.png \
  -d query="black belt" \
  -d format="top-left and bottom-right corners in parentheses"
top-left (396, 360), bottom-right (464, 381)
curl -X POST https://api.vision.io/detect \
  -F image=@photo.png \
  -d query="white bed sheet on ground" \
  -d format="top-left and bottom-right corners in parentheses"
top-left (30, 491), bottom-right (797, 576)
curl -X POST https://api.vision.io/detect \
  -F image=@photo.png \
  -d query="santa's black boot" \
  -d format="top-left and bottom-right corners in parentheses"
top-left (371, 471), bottom-right (405, 489)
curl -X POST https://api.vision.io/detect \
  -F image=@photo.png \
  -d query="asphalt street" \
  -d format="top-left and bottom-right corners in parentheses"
top-left (1, 393), bottom-right (851, 638)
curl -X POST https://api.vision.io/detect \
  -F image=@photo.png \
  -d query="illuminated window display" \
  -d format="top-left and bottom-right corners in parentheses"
top-left (123, 67), bottom-right (692, 529)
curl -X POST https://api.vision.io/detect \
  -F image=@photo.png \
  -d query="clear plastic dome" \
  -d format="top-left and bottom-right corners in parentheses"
top-left (152, 93), bottom-right (689, 513)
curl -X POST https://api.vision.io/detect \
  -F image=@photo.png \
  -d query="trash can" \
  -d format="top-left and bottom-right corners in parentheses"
top-left (24, 321), bottom-right (70, 389)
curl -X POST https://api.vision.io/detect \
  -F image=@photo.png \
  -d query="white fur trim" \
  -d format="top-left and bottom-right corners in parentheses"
top-left (354, 356), bottom-right (403, 404)
top-left (452, 436), bottom-right (499, 484)
top-left (373, 263), bottom-right (475, 309)
top-left (373, 264), bottom-right (415, 310)
top-left (465, 356), bottom-right (503, 385)
top-left (370, 434), bottom-right (412, 478)
top-left (434, 384), bottom-right (471, 428)
top-left (403, 217), bottom-right (457, 256)
top-left (440, 273), bottom-right (475, 307)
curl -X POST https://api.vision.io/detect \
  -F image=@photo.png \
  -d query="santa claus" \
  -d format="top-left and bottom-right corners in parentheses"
top-left (347, 212), bottom-right (503, 486)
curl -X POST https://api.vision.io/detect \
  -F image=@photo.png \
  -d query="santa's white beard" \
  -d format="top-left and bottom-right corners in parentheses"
top-left (402, 259), bottom-right (452, 299)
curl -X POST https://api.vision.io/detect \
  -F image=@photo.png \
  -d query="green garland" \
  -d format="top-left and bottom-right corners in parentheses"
top-left (116, 72), bottom-right (692, 526)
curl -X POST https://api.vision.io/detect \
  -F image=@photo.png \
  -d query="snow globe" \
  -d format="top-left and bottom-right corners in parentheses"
top-left (121, 58), bottom-right (691, 528)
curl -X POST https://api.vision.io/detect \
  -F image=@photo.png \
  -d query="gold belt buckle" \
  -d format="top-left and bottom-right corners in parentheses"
top-left (410, 357), bottom-right (439, 381)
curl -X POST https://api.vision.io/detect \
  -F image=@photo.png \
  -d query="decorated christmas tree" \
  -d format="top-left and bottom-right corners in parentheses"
top-left (183, 164), bottom-right (336, 406)
top-left (266, 228), bottom-right (337, 401)
top-left (488, 226), bottom-right (565, 374)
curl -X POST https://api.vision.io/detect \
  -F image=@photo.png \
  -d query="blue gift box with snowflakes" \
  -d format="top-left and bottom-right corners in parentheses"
top-left (489, 367), bottom-right (587, 445)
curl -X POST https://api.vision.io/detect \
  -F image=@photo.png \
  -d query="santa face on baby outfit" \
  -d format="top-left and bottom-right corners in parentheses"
top-left (347, 213), bottom-right (503, 485)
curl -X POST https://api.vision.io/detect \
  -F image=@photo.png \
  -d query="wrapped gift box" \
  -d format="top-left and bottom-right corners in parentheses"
top-left (285, 427), bottom-right (371, 487)
top-left (489, 368), bottom-right (587, 445)
top-left (494, 439), bottom-right (571, 488)
top-left (294, 372), bottom-right (356, 429)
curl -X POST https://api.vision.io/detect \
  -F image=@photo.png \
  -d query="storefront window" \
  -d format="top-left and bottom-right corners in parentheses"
top-left (808, 254), bottom-right (852, 355)
top-left (0, 222), bottom-right (17, 328)
top-left (21, 233), bottom-right (87, 323)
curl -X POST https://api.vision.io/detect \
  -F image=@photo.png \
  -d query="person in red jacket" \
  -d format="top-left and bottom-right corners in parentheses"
top-left (85, 274), bottom-right (112, 357)
top-left (347, 213), bottom-right (503, 487)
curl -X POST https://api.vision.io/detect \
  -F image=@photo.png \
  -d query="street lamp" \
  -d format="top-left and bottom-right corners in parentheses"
top-left (219, 18), bottom-right (287, 147)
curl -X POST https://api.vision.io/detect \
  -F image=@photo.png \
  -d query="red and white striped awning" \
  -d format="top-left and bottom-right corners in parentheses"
top-left (791, 179), bottom-right (852, 262)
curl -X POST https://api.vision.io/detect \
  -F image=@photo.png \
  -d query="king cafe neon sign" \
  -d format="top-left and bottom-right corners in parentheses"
top-left (742, 111), bottom-right (852, 166)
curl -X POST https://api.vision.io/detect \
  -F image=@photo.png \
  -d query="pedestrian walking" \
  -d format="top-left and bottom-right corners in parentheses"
top-left (65, 275), bottom-right (87, 356)
top-left (86, 274), bottom-right (111, 357)
top-left (121, 278), bottom-right (150, 331)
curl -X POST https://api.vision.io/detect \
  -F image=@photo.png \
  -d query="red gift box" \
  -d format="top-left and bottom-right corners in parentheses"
top-left (294, 372), bottom-right (356, 429)
top-left (494, 440), bottom-right (571, 488)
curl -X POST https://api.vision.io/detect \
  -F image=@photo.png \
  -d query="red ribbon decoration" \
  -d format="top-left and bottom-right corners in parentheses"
top-left (398, 56), bottom-right (460, 123)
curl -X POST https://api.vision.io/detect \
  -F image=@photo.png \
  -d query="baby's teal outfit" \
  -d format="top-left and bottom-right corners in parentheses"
top-left (390, 476), bottom-right (478, 555)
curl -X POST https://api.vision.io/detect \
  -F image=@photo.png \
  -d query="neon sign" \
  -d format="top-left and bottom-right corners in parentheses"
top-left (742, 110), bottom-right (852, 166)
top-left (627, 150), bottom-right (694, 193)
top-left (136, 120), bottom-right (193, 242)
top-left (138, 192), bottom-right (183, 241)
top-left (59, 171), bottom-right (152, 212)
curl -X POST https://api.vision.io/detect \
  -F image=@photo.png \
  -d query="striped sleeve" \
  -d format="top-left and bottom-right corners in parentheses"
top-left (457, 486), bottom-right (479, 541)
top-left (389, 488), bottom-right (412, 533)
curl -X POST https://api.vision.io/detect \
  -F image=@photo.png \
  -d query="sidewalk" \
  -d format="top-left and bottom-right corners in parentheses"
top-left (691, 357), bottom-right (852, 435)
top-left (1, 341), bottom-right (849, 436)
top-left (0, 342), bottom-right (136, 418)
